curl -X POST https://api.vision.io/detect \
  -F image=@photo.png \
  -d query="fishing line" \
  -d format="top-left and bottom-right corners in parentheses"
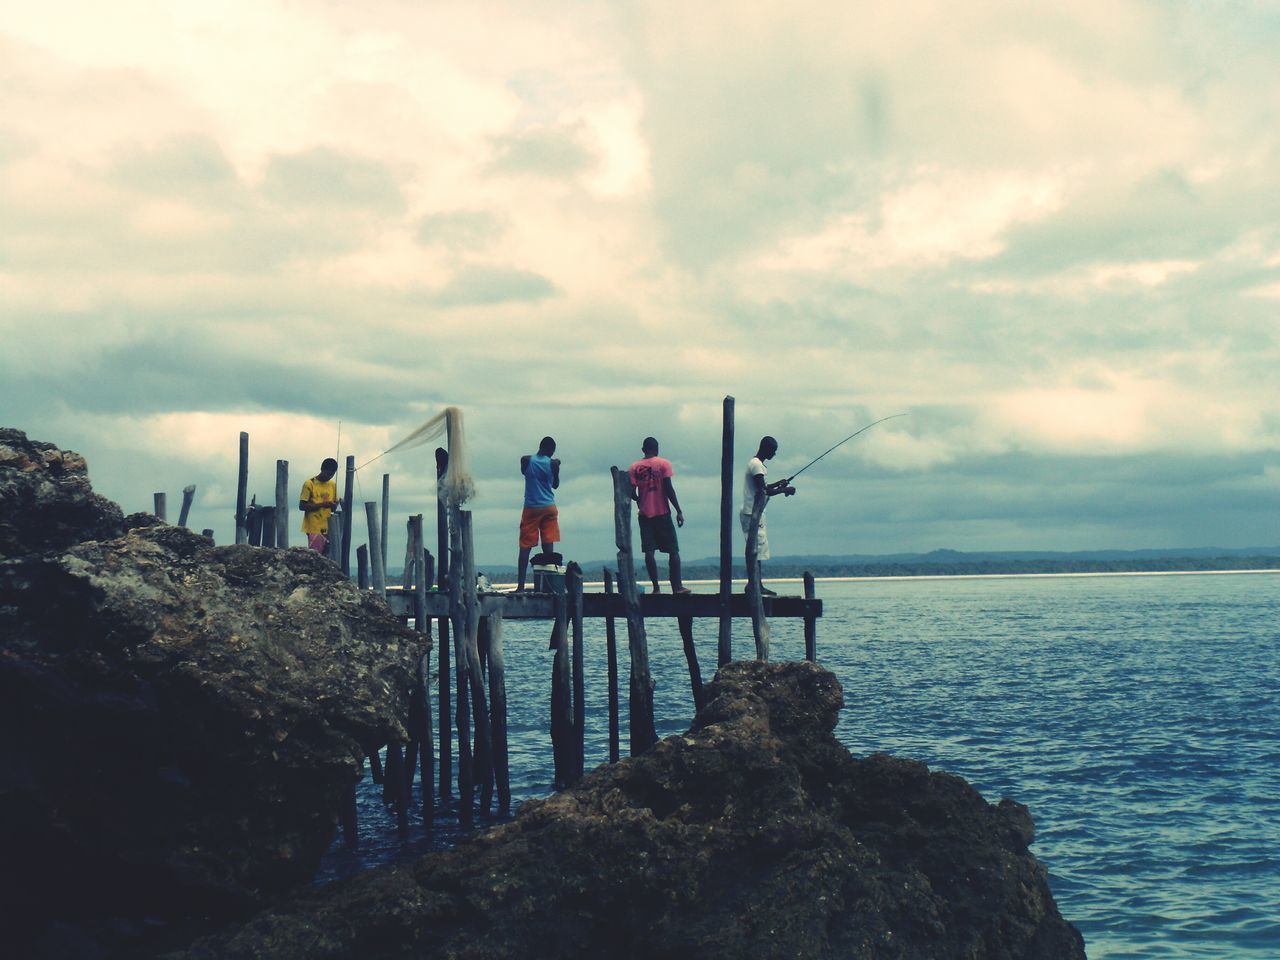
top-left (783, 413), bottom-right (908, 483)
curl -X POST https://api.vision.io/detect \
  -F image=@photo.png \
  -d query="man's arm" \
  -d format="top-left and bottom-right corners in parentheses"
top-left (520, 455), bottom-right (531, 475)
top-left (765, 477), bottom-right (796, 497)
top-left (663, 477), bottom-right (684, 526)
top-left (551, 458), bottom-right (561, 489)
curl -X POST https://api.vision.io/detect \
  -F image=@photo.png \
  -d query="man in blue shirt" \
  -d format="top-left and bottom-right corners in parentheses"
top-left (516, 436), bottom-right (561, 592)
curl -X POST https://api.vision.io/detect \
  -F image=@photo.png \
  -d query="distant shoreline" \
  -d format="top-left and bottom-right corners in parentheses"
top-left (482, 568), bottom-right (1280, 592)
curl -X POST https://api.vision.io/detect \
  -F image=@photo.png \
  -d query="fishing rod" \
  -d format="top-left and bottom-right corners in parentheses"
top-left (780, 413), bottom-right (907, 485)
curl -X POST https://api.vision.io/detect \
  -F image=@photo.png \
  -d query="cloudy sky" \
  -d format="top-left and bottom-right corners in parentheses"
top-left (3, 0), bottom-right (1278, 567)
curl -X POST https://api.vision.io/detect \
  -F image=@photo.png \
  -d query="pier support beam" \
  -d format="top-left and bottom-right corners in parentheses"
top-left (611, 466), bottom-right (656, 755)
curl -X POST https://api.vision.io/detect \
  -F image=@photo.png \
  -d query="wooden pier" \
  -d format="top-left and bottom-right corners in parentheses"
top-left (160, 395), bottom-right (826, 844)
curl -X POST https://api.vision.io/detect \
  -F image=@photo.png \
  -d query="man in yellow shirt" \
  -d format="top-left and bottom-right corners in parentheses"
top-left (299, 458), bottom-right (340, 553)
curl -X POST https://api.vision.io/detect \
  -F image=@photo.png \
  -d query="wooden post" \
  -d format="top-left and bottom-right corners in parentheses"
top-left (611, 467), bottom-right (656, 755)
top-left (327, 514), bottom-right (344, 567)
top-left (381, 473), bottom-right (390, 576)
top-left (247, 499), bottom-right (263, 545)
top-left (178, 484), bottom-right (196, 528)
top-left (448, 504), bottom-right (473, 829)
top-left (435, 448), bottom-right (452, 807)
top-left (478, 616), bottom-right (495, 813)
top-left (402, 517), bottom-right (416, 590)
top-left (259, 506), bottom-right (276, 548)
top-left (365, 502), bottom-right (387, 598)
top-left (385, 742), bottom-right (410, 838)
top-left (459, 511), bottom-right (493, 815)
top-left (341, 456), bottom-right (355, 575)
top-left (235, 431), bottom-right (249, 544)
top-left (745, 496), bottom-right (769, 660)
top-left (340, 773), bottom-right (358, 848)
top-left (568, 562), bottom-right (586, 784)
top-left (410, 514), bottom-right (434, 826)
top-left (487, 604), bottom-right (511, 816)
top-left (603, 569), bottom-right (620, 764)
top-left (550, 588), bottom-right (571, 788)
top-left (677, 615), bottom-right (706, 711)
top-left (804, 571), bottom-right (817, 662)
top-left (153, 492), bottom-right (166, 522)
top-left (448, 505), bottom-right (472, 827)
top-left (719, 396), bottom-right (735, 666)
top-left (274, 462), bottom-right (288, 547)
top-left (357, 545), bottom-right (369, 590)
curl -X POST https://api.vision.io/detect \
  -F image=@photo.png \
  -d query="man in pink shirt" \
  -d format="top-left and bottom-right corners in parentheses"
top-left (628, 437), bottom-right (690, 595)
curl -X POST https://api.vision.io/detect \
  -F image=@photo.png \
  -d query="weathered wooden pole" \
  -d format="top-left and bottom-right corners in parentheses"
top-left (402, 517), bottom-right (416, 590)
top-left (550, 587), bottom-right (571, 789)
top-left (409, 514), bottom-right (435, 825)
top-left (364, 501), bottom-right (387, 598)
top-left (356, 544), bottom-right (369, 590)
top-left (274, 462), bottom-right (288, 547)
top-left (677, 615), bottom-right (707, 711)
top-left (486, 604), bottom-right (511, 816)
top-left (259, 506), bottom-right (276, 548)
top-left (611, 467), bottom-right (657, 755)
top-left (435, 448), bottom-right (452, 806)
top-left (603, 568), bottom-right (620, 764)
top-left (804, 572), bottom-right (817, 662)
top-left (448, 508), bottom-right (472, 826)
top-left (567, 561), bottom-right (586, 784)
top-left (459, 511), bottom-right (493, 814)
top-left (153, 492), bottom-right (166, 521)
top-left (178, 484), bottom-right (196, 528)
top-left (719, 396), bottom-right (735, 666)
top-left (327, 513), bottom-right (344, 567)
top-left (235, 431), bottom-right (249, 544)
top-left (341, 456), bottom-right (355, 575)
top-left (340, 772), bottom-right (359, 848)
top-left (247, 499), bottom-right (263, 545)
top-left (380, 473), bottom-right (390, 574)
top-left (477, 616), bottom-right (495, 813)
top-left (745, 496), bottom-right (770, 660)
top-left (385, 742), bottom-right (410, 838)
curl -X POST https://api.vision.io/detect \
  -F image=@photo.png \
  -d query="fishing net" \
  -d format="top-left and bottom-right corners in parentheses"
top-left (373, 406), bottom-right (476, 505)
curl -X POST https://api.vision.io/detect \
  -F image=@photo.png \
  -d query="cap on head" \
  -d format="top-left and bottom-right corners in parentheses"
top-left (642, 436), bottom-right (659, 456)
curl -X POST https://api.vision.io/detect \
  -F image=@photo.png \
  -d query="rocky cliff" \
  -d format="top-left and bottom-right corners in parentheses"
top-left (0, 431), bottom-right (426, 957)
top-left (175, 660), bottom-right (1085, 960)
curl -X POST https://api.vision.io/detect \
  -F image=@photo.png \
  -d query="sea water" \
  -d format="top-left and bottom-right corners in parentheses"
top-left (322, 572), bottom-right (1280, 959)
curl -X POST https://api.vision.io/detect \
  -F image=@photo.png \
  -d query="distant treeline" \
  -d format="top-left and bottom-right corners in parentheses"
top-left (457, 554), bottom-right (1280, 585)
top-left (676, 555), bottom-right (1280, 580)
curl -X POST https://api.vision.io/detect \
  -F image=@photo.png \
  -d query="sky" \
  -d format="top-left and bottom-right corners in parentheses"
top-left (2, 0), bottom-right (1279, 568)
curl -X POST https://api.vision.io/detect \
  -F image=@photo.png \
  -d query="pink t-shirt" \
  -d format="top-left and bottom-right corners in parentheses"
top-left (629, 456), bottom-right (674, 518)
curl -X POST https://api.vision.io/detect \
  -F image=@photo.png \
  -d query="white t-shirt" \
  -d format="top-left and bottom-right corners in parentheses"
top-left (741, 457), bottom-right (767, 515)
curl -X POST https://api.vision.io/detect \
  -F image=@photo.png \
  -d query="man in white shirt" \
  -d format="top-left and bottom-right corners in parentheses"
top-left (740, 436), bottom-right (796, 595)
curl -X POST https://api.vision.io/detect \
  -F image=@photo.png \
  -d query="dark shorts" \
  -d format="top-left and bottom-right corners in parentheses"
top-left (638, 512), bottom-right (679, 554)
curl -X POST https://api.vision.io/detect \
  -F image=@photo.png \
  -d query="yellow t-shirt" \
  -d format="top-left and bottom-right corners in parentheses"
top-left (300, 477), bottom-right (339, 534)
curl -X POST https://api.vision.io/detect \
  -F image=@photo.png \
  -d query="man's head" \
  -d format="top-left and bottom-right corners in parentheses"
top-left (642, 436), bottom-right (659, 456)
top-left (539, 436), bottom-right (557, 456)
top-left (757, 436), bottom-right (778, 460)
top-left (319, 457), bottom-right (338, 480)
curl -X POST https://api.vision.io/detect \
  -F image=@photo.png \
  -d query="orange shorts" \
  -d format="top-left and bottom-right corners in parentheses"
top-left (519, 505), bottom-right (560, 548)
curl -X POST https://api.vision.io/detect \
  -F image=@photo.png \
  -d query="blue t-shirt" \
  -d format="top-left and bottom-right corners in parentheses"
top-left (524, 454), bottom-right (556, 507)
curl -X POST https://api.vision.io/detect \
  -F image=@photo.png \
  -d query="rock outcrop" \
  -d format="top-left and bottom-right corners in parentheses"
top-left (0, 433), bottom-right (426, 958)
top-left (175, 660), bottom-right (1085, 960)
top-left (0, 427), bottom-right (124, 557)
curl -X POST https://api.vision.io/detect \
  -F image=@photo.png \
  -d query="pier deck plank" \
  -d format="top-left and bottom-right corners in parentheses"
top-left (385, 587), bottom-right (821, 621)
